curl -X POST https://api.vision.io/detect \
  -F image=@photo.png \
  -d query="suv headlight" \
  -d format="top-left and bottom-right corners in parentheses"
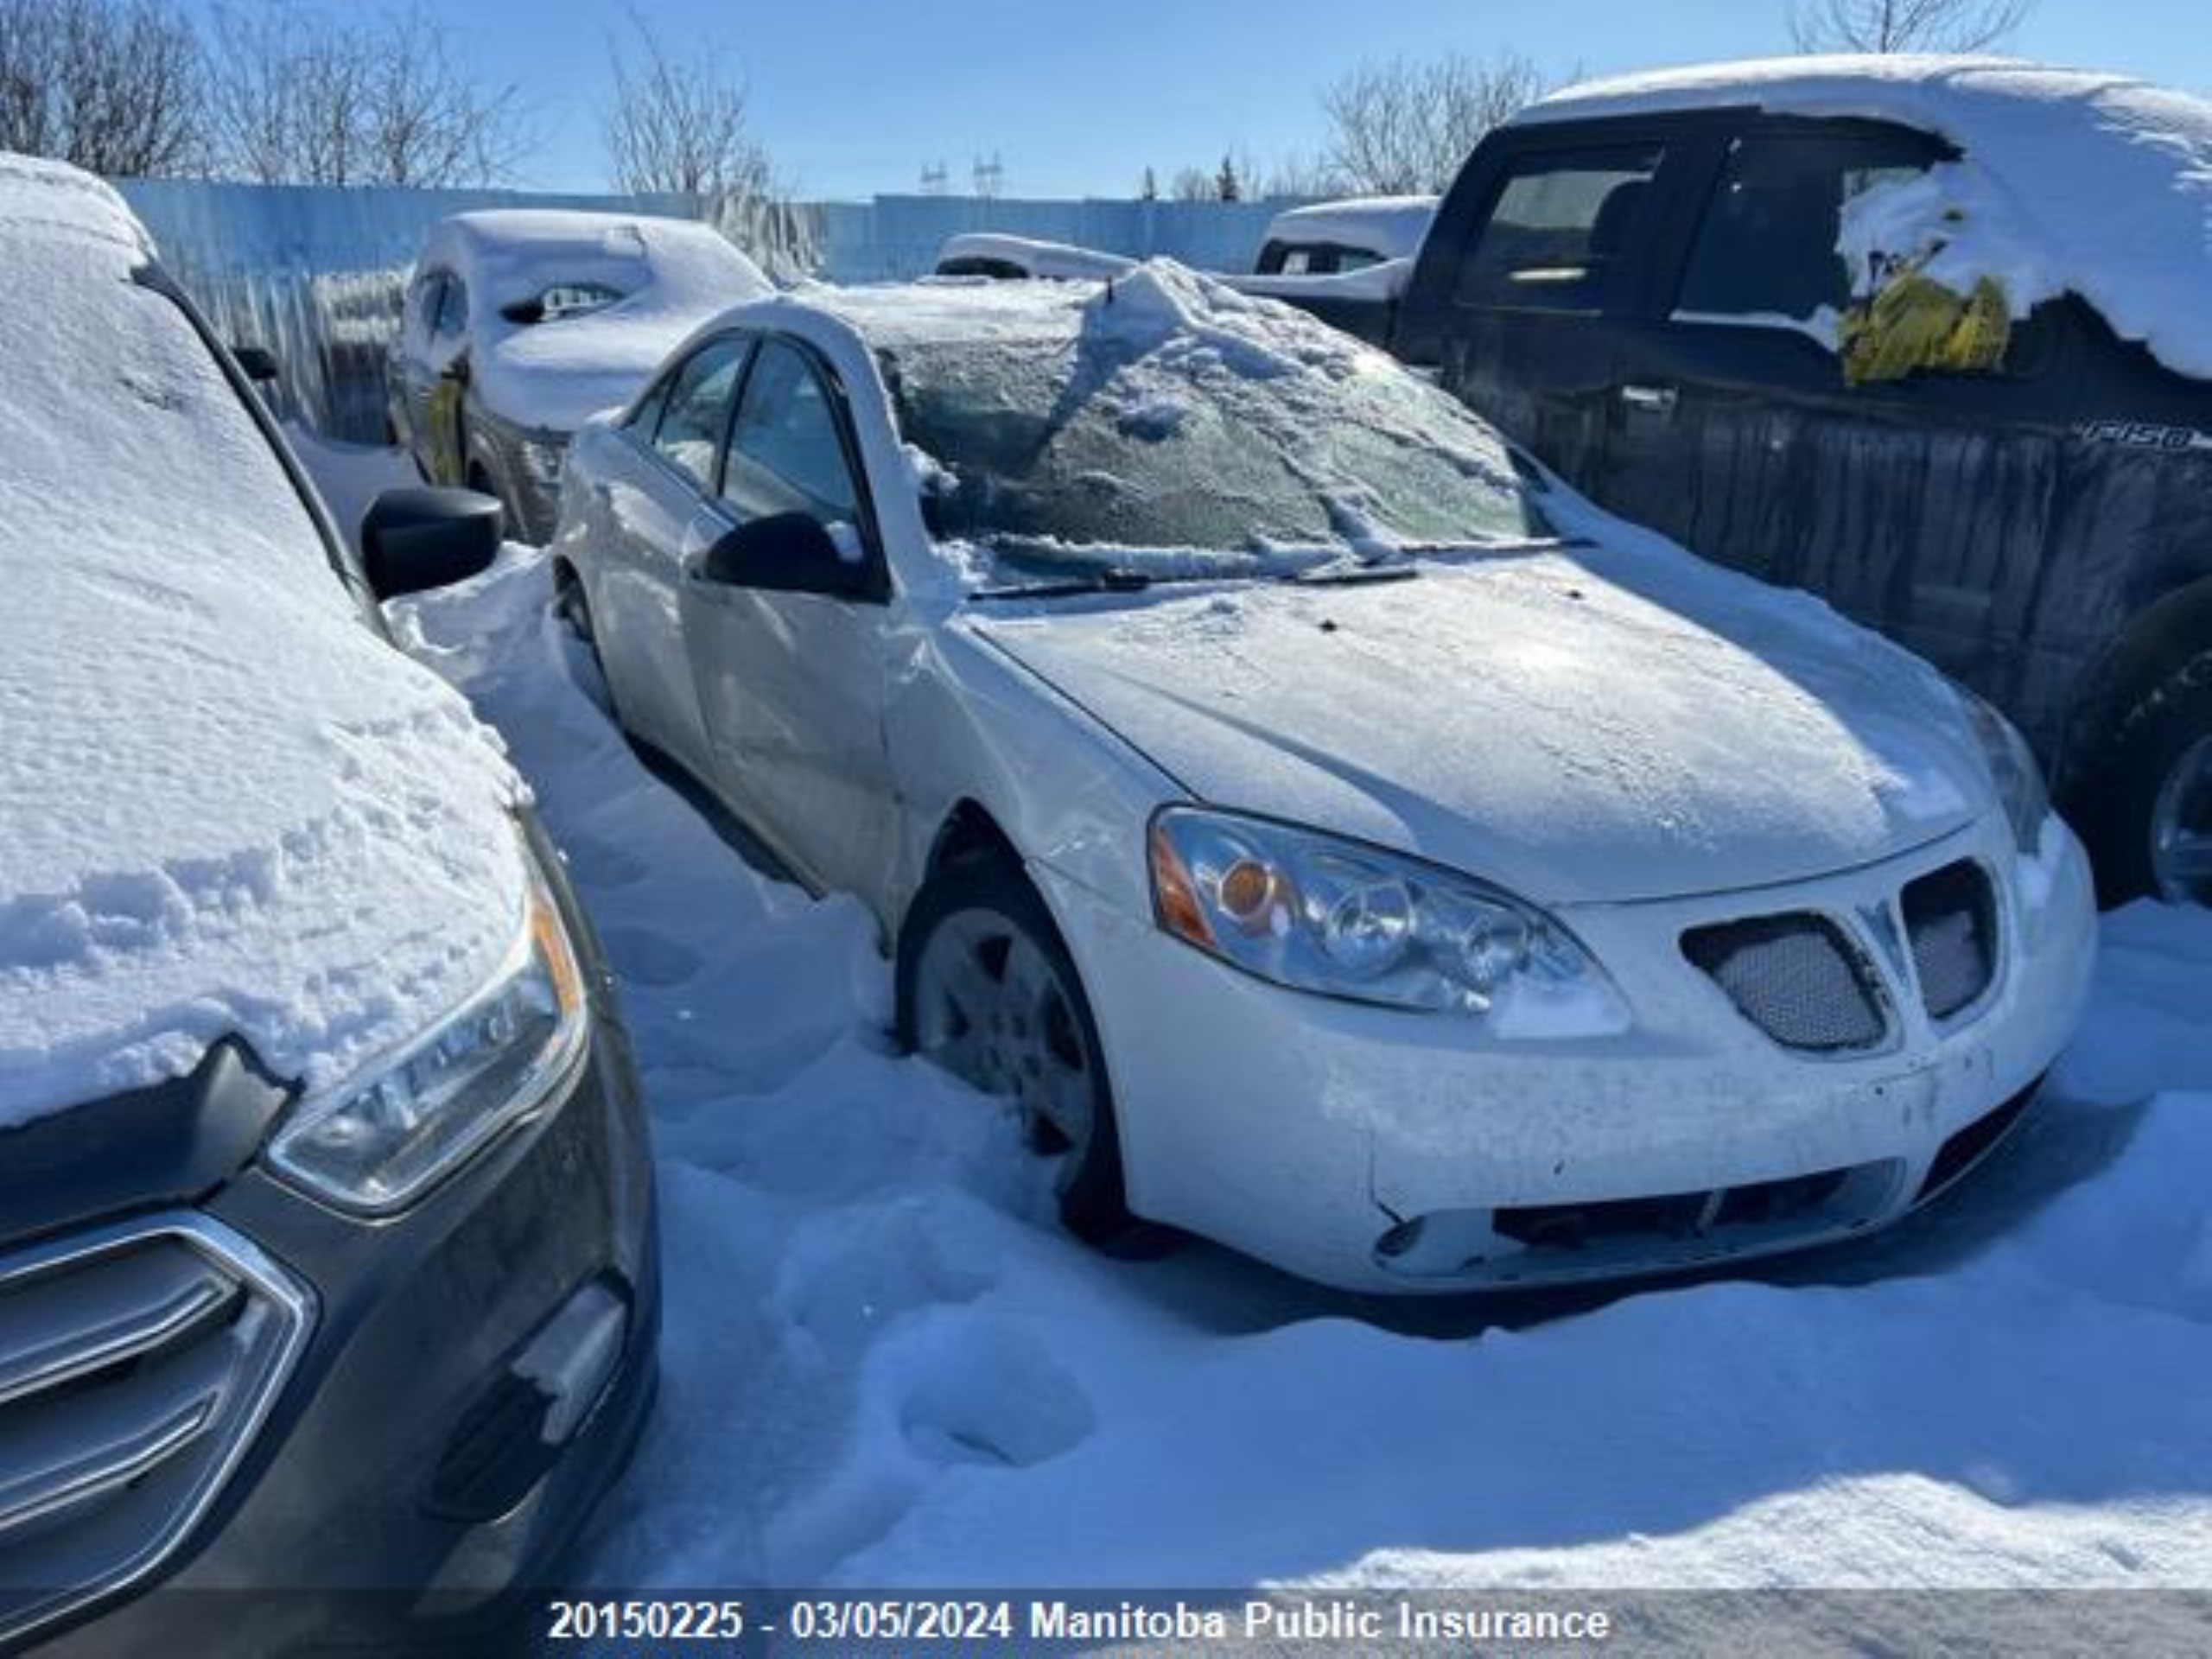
top-left (1148, 807), bottom-right (1627, 1036)
top-left (269, 841), bottom-right (589, 1215)
top-left (1956, 687), bottom-right (2050, 855)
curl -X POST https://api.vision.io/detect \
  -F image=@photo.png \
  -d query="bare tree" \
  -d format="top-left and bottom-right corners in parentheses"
top-left (1789, 0), bottom-right (2034, 53)
top-left (0, 0), bottom-right (203, 176)
top-left (204, 3), bottom-right (522, 186)
top-left (1168, 165), bottom-right (1214, 202)
top-left (1321, 51), bottom-right (1552, 195)
top-left (603, 10), bottom-right (769, 202)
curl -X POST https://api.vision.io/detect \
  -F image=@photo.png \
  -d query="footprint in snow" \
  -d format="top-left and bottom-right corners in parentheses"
top-left (893, 1319), bottom-right (1095, 1470)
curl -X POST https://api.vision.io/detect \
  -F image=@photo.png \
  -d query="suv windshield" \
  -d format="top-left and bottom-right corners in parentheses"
top-left (881, 299), bottom-right (1541, 585)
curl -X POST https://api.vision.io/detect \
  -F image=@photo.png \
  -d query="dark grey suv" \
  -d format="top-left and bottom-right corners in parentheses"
top-left (1, 157), bottom-right (656, 1655)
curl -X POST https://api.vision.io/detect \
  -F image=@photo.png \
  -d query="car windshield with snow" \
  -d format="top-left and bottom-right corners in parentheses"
top-left (552, 261), bottom-right (2097, 1295)
top-left (885, 317), bottom-right (1541, 578)
top-left (0, 158), bottom-right (656, 1654)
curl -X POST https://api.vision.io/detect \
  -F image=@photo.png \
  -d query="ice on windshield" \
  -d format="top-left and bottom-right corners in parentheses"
top-left (882, 262), bottom-right (1541, 585)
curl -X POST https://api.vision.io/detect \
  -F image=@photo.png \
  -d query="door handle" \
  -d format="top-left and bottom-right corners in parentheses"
top-left (1620, 384), bottom-right (1679, 416)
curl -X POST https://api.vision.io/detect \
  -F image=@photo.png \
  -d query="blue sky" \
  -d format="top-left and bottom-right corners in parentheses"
top-left (229, 0), bottom-right (2212, 198)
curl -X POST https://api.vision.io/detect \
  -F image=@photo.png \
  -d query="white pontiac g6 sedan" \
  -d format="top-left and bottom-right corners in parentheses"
top-left (550, 262), bottom-right (2097, 1293)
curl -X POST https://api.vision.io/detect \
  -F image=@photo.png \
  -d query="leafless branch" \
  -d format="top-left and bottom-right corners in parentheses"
top-left (0, 0), bottom-right (203, 177)
top-left (1789, 0), bottom-right (2036, 54)
top-left (1321, 51), bottom-right (1553, 196)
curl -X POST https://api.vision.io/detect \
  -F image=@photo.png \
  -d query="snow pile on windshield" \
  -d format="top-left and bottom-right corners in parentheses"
top-left (1526, 56), bottom-right (2212, 378)
top-left (427, 210), bottom-right (772, 430)
top-left (852, 261), bottom-right (1535, 583)
top-left (0, 165), bottom-right (525, 1128)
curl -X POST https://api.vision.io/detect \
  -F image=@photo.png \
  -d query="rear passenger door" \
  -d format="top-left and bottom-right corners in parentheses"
top-left (1396, 127), bottom-right (1696, 488)
top-left (1600, 119), bottom-right (2077, 691)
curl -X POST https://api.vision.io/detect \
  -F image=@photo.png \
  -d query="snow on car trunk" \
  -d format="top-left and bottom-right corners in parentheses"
top-left (0, 157), bottom-right (526, 1127)
top-left (386, 531), bottom-right (2212, 1606)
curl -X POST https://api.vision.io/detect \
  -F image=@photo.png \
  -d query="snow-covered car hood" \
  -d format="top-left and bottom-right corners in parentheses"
top-left (971, 540), bottom-right (1988, 906)
top-left (0, 157), bottom-right (530, 1130)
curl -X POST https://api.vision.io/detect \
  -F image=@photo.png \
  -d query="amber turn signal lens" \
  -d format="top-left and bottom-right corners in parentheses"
top-left (1150, 823), bottom-right (1216, 948)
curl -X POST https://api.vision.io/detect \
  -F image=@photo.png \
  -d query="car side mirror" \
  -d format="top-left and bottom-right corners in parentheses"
top-left (700, 512), bottom-right (872, 598)
top-left (232, 345), bottom-right (279, 384)
top-left (361, 487), bottom-right (504, 601)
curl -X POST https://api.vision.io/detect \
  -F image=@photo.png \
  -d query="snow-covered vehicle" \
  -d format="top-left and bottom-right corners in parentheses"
top-left (389, 209), bottom-right (771, 543)
top-left (933, 232), bottom-right (1138, 283)
top-left (1252, 193), bottom-right (1434, 276)
top-left (550, 262), bottom-right (2095, 1294)
top-left (1279, 57), bottom-right (2212, 906)
top-left (0, 159), bottom-right (657, 1653)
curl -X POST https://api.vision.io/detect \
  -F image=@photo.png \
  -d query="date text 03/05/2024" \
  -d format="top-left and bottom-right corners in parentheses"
top-left (542, 1597), bottom-right (1618, 1646)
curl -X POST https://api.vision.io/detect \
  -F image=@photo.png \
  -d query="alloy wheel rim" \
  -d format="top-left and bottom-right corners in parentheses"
top-left (2151, 734), bottom-right (2212, 905)
top-left (914, 907), bottom-right (1096, 1172)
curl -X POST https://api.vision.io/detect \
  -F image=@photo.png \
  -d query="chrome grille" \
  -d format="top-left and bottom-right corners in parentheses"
top-left (1903, 860), bottom-right (1999, 1020)
top-left (1682, 912), bottom-right (1888, 1052)
top-left (0, 1217), bottom-right (312, 1648)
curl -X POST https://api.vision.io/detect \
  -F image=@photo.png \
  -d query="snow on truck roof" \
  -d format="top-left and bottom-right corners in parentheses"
top-left (1521, 55), bottom-right (2212, 378)
top-left (1261, 195), bottom-right (1436, 261)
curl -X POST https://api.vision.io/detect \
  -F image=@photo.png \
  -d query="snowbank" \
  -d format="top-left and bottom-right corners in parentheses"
top-left (1525, 56), bottom-right (2212, 378)
top-left (0, 161), bottom-right (526, 1127)
top-left (419, 211), bottom-right (772, 431)
top-left (377, 514), bottom-right (2212, 1610)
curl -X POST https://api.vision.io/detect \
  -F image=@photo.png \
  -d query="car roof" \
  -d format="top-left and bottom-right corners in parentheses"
top-left (0, 151), bottom-right (152, 263)
top-left (1517, 54), bottom-right (2115, 128)
top-left (1261, 196), bottom-right (1436, 260)
top-left (747, 276), bottom-right (1097, 353)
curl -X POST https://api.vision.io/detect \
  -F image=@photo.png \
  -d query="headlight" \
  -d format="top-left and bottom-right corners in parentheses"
top-left (1148, 808), bottom-right (1628, 1036)
top-left (269, 841), bottom-right (589, 1215)
top-left (1956, 687), bottom-right (2050, 855)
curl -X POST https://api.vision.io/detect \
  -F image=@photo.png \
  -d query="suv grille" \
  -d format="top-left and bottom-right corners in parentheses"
top-left (1682, 913), bottom-right (1887, 1052)
top-left (1903, 860), bottom-right (1999, 1020)
top-left (0, 1217), bottom-right (312, 1648)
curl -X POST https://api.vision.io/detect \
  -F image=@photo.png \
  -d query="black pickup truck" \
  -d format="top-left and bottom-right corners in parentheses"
top-left (1292, 60), bottom-right (2212, 907)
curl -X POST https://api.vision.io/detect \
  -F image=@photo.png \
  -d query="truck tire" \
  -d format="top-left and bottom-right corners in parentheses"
top-left (2077, 649), bottom-right (2212, 906)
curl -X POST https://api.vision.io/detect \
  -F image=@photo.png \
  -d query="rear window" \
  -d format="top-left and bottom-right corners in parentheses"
top-left (1456, 147), bottom-right (1663, 312)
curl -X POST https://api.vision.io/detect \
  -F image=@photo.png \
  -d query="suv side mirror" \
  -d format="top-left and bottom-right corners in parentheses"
top-left (232, 345), bottom-right (280, 384)
top-left (361, 487), bottom-right (504, 601)
top-left (700, 512), bottom-right (872, 598)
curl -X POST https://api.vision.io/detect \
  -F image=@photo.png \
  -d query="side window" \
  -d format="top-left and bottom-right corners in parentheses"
top-left (1676, 132), bottom-right (1936, 323)
top-left (433, 272), bottom-right (469, 340)
top-left (1456, 146), bottom-right (1664, 312)
top-left (410, 273), bottom-right (447, 343)
top-left (652, 337), bottom-right (750, 488)
top-left (626, 368), bottom-right (677, 438)
top-left (721, 340), bottom-right (862, 529)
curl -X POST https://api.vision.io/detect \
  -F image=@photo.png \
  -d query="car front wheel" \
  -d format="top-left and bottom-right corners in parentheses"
top-left (897, 852), bottom-right (1144, 1246)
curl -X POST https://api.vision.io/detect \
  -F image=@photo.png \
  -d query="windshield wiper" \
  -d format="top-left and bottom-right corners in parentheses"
top-left (972, 568), bottom-right (1155, 601)
top-left (1288, 561), bottom-right (1422, 587)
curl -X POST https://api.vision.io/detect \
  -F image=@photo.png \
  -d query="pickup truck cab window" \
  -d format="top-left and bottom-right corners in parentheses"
top-left (1456, 146), bottom-right (1664, 312)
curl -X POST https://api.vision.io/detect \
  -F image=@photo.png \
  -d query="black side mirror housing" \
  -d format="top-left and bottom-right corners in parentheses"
top-left (700, 512), bottom-right (873, 598)
top-left (232, 345), bottom-right (280, 384)
top-left (361, 487), bottom-right (504, 602)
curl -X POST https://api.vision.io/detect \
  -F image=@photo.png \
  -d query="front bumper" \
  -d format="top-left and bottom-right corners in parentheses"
top-left (1039, 816), bottom-right (2098, 1294)
top-left (29, 871), bottom-right (659, 1655)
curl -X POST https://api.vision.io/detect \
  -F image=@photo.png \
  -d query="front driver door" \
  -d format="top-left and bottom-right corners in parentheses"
top-left (677, 335), bottom-right (900, 900)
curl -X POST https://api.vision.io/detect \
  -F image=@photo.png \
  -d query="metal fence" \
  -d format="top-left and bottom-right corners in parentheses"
top-left (110, 179), bottom-right (1301, 442)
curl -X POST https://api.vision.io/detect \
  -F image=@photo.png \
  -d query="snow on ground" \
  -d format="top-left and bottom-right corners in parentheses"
top-left (376, 531), bottom-right (2212, 1605)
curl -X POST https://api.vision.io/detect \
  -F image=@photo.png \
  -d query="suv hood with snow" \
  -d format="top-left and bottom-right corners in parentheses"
top-left (972, 544), bottom-right (1991, 906)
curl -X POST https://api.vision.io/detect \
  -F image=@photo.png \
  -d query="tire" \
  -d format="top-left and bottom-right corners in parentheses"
top-left (2077, 649), bottom-right (2212, 906)
top-left (896, 851), bottom-right (1154, 1249)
